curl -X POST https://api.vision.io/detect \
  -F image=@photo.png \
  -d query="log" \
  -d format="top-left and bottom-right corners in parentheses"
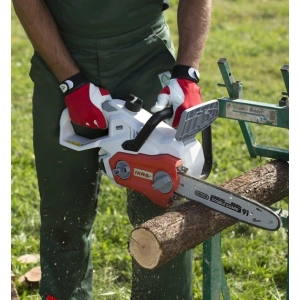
top-left (128, 160), bottom-right (289, 270)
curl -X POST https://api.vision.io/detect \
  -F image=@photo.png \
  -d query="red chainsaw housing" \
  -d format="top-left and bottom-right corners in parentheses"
top-left (109, 152), bottom-right (182, 208)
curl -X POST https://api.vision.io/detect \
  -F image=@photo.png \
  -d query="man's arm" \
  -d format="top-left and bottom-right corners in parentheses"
top-left (151, 0), bottom-right (211, 128)
top-left (13, 0), bottom-right (112, 130)
top-left (176, 0), bottom-right (212, 69)
top-left (12, 0), bottom-right (79, 82)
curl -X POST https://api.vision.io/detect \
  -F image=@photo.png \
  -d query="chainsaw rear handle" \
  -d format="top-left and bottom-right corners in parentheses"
top-left (122, 106), bottom-right (173, 152)
top-left (59, 101), bottom-right (174, 152)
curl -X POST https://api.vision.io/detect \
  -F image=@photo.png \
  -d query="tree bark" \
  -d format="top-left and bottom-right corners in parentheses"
top-left (128, 160), bottom-right (289, 270)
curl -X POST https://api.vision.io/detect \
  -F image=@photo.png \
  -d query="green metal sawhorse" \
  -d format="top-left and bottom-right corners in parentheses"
top-left (202, 58), bottom-right (289, 300)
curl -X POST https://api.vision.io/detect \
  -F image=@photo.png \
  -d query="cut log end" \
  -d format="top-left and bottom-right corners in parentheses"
top-left (129, 228), bottom-right (162, 269)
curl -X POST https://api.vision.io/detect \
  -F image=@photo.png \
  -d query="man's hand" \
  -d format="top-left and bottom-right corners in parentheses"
top-left (151, 65), bottom-right (203, 128)
top-left (60, 73), bottom-right (112, 129)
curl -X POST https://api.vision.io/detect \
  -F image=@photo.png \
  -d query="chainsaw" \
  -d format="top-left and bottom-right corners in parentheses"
top-left (59, 95), bottom-right (281, 231)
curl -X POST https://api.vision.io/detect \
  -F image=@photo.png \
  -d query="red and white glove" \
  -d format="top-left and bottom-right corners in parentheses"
top-left (151, 65), bottom-right (203, 128)
top-left (60, 72), bottom-right (112, 129)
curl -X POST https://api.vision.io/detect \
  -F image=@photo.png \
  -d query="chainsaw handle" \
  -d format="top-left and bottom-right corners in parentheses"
top-left (200, 126), bottom-right (213, 180)
top-left (122, 106), bottom-right (173, 152)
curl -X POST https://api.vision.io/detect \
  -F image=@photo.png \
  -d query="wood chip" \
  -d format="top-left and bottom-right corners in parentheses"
top-left (24, 266), bottom-right (41, 283)
top-left (17, 254), bottom-right (40, 264)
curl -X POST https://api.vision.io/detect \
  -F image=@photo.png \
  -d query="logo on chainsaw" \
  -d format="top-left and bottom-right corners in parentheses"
top-left (195, 190), bottom-right (209, 200)
top-left (210, 195), bottom-right (242, 213)
top-left (133, 168), bottom-right (153, 180)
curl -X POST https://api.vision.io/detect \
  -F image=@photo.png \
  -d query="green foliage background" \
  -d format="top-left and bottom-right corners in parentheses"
top-left (11, 0), bottom-right (289, 299)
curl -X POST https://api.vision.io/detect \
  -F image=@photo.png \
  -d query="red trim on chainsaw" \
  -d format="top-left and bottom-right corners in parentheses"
top-left (46, 296), bottom-right (59, 300)
top-left (109, 153), bottom-right (182, 208)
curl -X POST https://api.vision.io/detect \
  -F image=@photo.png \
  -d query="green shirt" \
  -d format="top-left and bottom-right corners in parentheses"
top-left (44, 0), bottom-right (164, 38)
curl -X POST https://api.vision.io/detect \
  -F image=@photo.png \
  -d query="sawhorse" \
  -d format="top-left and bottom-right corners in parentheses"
top-left (202, 58), bottom-right (289, 300)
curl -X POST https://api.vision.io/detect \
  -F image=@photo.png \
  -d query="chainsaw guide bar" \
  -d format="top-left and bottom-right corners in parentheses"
top-left (175, 173), bottom-right (281, 231)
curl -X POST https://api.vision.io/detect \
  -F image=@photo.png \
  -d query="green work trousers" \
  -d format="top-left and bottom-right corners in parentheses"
top-left (30, 13), bottom-right (193, 300)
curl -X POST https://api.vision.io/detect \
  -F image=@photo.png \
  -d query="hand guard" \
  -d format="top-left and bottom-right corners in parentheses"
top-left (60, 72), bottom-right (112, 129)
top-left (151, 65), bottom-right (203, 128)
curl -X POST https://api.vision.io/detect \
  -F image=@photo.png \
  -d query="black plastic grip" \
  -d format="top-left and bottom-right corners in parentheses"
top-left (200, 126), bottom-right (213, 180)
top-left (122, 107), bottom-right (173, 152)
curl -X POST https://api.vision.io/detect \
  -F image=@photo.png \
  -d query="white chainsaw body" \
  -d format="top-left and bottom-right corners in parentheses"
top-left (60, 98), bottom-right (219, 207)
top-left (60, 99), bottom-right (205, 183)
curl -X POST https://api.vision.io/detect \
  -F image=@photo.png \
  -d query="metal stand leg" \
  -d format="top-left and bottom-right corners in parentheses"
top-left (203, 233), bottom-right (230, 300)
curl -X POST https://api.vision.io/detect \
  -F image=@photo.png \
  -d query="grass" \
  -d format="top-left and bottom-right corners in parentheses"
top-left (11, 0), bottom-right (289, 299)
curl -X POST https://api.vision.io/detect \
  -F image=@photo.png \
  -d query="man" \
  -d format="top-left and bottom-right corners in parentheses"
top-left (12, 0), bottom-right (212, 299)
